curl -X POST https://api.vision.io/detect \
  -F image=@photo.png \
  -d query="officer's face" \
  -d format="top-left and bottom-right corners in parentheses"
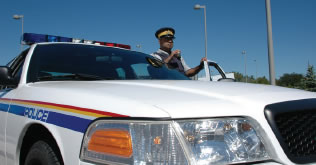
top-left (159, 37), bottom-right (174, 50)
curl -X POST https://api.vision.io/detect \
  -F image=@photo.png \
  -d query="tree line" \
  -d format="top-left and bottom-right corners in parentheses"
top-left (233, 64), bottom-right (316, 92)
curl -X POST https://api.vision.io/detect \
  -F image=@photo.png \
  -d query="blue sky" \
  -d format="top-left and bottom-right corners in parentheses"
top-left (1, 0), bottom-right (315, 79)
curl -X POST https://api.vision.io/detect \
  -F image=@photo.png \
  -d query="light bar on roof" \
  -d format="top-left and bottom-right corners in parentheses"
top-left (22, 33), bottom-right (131, 49)
top-left (22, 33), bottom-right (72, 45)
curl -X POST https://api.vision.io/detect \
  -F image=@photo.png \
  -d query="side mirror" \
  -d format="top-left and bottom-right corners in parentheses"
top-left (0, 66), bottom-right (15, 86)
top-left (218, 78), bottom-right (236, 82)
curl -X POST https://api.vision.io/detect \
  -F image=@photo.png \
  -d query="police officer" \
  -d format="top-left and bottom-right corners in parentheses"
top-left (151, 27), bottom-right (207, 77)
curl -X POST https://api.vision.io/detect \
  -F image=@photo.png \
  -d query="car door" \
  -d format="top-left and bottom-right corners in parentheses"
top-left (0, 88), bottom-right (11, 163)
top-left (0, 49), bottom-right (28, 164)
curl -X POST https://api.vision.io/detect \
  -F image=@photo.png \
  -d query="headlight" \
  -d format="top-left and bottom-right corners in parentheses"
top-left (80, 118), bottom-right (270, 165)
top-left (177, 119), bottom-right (269, 164)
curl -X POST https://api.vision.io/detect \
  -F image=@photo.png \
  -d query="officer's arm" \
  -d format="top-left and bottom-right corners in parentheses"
top-left (185, 65), bottom-right (203, 77)
top-left (184, 57), bottom-right (207, 77)
top-left (164, 55), bottom-right (174, 63)
top-left (164, 50), bottom-right (180, 63)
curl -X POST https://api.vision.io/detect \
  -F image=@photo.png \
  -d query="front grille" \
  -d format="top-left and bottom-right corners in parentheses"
top-left (264, 98), bottom-right (316, 164)
top-left (275, 111), bottom-right (316, 157)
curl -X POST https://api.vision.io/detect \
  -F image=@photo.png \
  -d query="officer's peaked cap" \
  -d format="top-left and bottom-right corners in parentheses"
top-left (155, 27), bottom-right (175, 39)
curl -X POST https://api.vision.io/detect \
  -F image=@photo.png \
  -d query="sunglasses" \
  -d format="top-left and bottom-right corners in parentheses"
top-left (160, 37), bottom-right (175, 41)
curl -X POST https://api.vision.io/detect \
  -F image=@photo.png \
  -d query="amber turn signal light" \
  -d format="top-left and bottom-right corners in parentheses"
top-left (88, 129), bottom-right (133, 158)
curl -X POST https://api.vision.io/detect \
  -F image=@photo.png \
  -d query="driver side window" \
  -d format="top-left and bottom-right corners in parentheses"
top-left (13, 64), bottom-right (24, 84)
top-left (1, 49), bottom-right (28, 88)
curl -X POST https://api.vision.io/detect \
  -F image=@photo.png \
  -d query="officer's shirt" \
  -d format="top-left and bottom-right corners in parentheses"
top-left (151, 49), bottom-right (191, 72)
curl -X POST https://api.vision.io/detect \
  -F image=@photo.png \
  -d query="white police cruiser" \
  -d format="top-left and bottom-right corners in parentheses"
top-left (0, 33), bottom-right (316, 165)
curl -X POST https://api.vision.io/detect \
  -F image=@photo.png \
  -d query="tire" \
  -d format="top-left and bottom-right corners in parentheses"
top-left (24, 140), bottom-right (62, 165)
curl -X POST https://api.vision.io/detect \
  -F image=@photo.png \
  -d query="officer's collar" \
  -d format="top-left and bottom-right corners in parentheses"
top-left (157, 49), bottom-right (170, 55)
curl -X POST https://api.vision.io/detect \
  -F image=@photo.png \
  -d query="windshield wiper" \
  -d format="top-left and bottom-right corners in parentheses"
top-left (37, 73), bottom-right (115, 81)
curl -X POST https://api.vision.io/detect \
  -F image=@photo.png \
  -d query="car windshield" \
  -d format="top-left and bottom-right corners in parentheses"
top-left (27, 43), bottom-right (190, 82)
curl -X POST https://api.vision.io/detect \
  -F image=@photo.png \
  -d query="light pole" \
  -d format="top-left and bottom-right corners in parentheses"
top-left (265, 0), bottom-right (276, 85)
top-left (242, 50), bottom-right (247, 83)
top-left (194, 4), bottom-right (208, 60)
top-left (13, 14), bottom-right (24, 50)
top-left (136, 44), bottom-right (142, 52)
top-left (254, 59), bottom-right (258, 82)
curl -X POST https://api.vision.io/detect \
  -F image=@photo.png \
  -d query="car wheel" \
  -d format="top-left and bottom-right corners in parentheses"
top-left (24, 140), bottom-right (62, 165)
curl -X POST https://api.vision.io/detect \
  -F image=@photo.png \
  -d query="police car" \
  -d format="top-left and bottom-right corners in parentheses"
top-left (0, 33), bottom-right (316, 165)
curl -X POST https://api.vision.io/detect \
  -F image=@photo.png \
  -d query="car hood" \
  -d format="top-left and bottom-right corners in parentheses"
top-left (21, 80), bottom-right (316, 118)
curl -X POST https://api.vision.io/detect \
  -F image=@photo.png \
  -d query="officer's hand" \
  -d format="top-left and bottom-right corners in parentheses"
top-left (171, 50), bottom-right (181, 58)
top-left (199, 57), bottom-right (207, 68)
top-left (200, 57), bottom-right (207, 63)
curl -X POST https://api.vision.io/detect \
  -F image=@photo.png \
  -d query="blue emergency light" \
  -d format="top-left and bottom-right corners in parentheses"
top-left (22, 33), bottom-right (131, 49)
